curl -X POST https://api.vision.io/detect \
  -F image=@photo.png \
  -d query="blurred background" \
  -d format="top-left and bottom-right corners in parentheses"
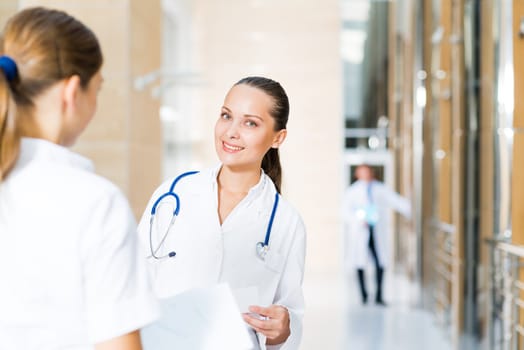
top-left (2, 0), bottom-right (524, 349)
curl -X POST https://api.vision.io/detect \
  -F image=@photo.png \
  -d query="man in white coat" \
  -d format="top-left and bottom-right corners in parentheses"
top-left (342, 165), bottom-right (411, 305)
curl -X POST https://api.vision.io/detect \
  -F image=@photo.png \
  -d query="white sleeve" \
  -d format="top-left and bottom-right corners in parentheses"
top-left (267, 216), bottom-right (307, 350)
top-left (81, 188), bottom-right (159, 343)
top-left (384, 187), bottom-right (411, 219)
top-left (137, 194), bottom-right (154, 258)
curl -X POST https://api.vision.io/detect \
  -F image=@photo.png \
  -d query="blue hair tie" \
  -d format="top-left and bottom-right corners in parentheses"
top-left (0, 55), bottom-right (18, 82)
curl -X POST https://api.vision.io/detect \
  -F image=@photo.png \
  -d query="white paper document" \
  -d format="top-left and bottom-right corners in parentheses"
top-left (141, 283), bottom-right (255, 350)
top-left (231, 286), bottom-right (259, 313)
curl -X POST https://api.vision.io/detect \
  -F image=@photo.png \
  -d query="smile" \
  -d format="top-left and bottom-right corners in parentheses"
top-left (222, 142), bottom-right (244, 153)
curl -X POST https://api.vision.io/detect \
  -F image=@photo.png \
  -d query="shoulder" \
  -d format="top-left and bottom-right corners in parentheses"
top-left (9, 161), bottom-right (133, 227)
top-left (65, 168), bottom-right (132, 214)
top-left (373, 180), bottom-right (386, 188)
top-left (275, 193), bottom-right (307, 239)
top-left (24, 160), bottom-right (125, 201)
top-left (373, 180), bottom-right (393, 194)
top-left (276, 195), bottom-right (302, 221)
top-left (344, 181), bottom-right (362, 195)
top-left (173, 168), bottom-right (211, 192)
top-left (150, 168), bottom-right (209, 196)
top-left (258, 173), bottom-right (304, 230)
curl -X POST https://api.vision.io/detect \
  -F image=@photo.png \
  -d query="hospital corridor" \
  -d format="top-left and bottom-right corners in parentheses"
top-left (1, 0), bottom-right (523, 349)
top-left (302, 270), bottom-right (451, 350)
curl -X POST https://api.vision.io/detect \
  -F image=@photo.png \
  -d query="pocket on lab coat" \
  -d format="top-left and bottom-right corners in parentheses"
top-left (264, 250), bottom-right (285, 274)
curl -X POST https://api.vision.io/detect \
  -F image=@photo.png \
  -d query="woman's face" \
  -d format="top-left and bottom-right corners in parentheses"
top-left (214, 84), bottom-right (285, 171)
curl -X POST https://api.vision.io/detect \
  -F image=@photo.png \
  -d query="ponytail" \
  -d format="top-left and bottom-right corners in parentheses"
top-left (262, 148), bottom-right (282, 194)
top-left (0, 59), bottom-right (20, 181)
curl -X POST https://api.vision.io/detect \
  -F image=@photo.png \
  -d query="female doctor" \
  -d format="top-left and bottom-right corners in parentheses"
top-left (138, 76), bottom-right (306, 349)
top-left (0, 7), bottom-right (158, 349)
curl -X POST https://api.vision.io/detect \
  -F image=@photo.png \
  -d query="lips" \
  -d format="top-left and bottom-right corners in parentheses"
top-left (222, 141), bottom-right (244, 153)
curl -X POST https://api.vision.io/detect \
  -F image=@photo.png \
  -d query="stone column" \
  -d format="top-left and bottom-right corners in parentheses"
top-left (18, 0), bottom-right (163, 218)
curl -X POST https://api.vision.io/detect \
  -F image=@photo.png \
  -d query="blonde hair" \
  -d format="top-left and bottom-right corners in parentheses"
top-left (0, 7), bottom-right (103, 180)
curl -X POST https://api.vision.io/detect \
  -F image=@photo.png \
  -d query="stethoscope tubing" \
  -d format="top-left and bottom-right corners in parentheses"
top-left (149, 171), bottom-right (198, 259)
top-left (263, 192), bottom-right (279, 246)
top-left (149, 215), bottom-right (176, 259)
top-left (149, 170), bottom-right (279, 260)
top-left (150, 170), bottom-right (199, 216)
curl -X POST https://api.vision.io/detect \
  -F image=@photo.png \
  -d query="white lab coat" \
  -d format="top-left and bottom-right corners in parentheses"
top-left (0, 138), bottom-right (159, 349)
top-left (137, 165), bottom-right (306, 350)
top-left (342, 180), bottom-right (411, 269)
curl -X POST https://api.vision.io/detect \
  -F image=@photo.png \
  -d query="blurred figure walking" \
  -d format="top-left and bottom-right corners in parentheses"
top-left (342, 165), bottom-right (411, 305)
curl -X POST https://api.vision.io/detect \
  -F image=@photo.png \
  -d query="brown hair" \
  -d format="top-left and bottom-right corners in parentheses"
top-left (234, 76), bottom-right (289, 193)
top-left (0, 7), bottom-right (103, 180)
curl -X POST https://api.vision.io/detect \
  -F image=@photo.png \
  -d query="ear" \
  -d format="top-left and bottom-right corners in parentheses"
top-left (271, 129), bottom-right (287, 149)
top-left (62, 75), bottom-right (82, 115)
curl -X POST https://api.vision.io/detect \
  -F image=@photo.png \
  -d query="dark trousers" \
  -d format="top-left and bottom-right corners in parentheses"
top-left (357, 226), bottom-right (384, 304)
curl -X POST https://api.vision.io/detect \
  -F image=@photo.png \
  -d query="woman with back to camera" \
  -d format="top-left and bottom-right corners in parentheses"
top-left (0, 7), bottom-right (158, 350)
top-left (138, 76), bottom-right (306, 349)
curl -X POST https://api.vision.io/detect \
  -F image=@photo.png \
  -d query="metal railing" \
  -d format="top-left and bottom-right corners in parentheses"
top-left (431, 219), bottom-right (458, 339)
top-left (486, 239), bottom-right (524, 350)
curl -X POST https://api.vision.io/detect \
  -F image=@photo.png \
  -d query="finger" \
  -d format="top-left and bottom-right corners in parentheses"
top-left (249, 304), bottom-right (286, 318)
top-left (245, 321), bottom-right (279, 339)
top-left (242, 314), bottom-right (276, 331)
top-left (248, 305), bottom-right (271, 316)
top-left (242, 313), bottom-right (268, 323)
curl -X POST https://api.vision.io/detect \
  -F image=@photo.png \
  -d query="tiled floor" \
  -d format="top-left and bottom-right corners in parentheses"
top-left (301, 268), bottom-right (452, 350)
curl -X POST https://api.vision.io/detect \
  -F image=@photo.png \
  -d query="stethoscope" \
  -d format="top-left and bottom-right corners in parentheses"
top-left (148, 171), bottom-right (280, 261)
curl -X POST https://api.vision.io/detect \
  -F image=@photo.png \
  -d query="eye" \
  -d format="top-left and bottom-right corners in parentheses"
top-left (245, 120), bottom-right (258, 127)
top-left (221, 112), bottom-right (231, 120)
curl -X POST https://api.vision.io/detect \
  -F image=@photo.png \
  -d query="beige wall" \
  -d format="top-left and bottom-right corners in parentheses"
top-left (15, 0), bottom-right (163, 218)
top-left (190, 0), bottom-right (343, 273)
top-left (0, 1), bottom-right (17, 27)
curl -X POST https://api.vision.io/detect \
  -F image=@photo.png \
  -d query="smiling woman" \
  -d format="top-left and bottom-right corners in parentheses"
top-left (215, 81), bottom-right (287, 193)
top-left (138, 76), bottom-right (307, 349)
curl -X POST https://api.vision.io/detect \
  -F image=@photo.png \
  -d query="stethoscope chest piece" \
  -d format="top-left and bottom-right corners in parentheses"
top-left (256, 241), bottom-right (269, 261)
top-left (255, 192), bottom-right (280, 261)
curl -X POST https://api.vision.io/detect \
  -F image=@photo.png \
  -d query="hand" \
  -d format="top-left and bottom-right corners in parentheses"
top-left (242, 304), bottom-right (290, 345)
top-left (95, 330), bottom-right (142, 350)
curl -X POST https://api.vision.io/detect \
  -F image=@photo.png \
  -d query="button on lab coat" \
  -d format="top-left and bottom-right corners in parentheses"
top-left (0, 138), bottom-right (159, 349)
top-left (137, 165), bottom-right (306, 350)
top-left (342, 180), bottom-right (411, 269)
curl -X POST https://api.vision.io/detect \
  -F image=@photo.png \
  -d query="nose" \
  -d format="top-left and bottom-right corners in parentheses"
top-left (226, 120), bottom-right (240, 139)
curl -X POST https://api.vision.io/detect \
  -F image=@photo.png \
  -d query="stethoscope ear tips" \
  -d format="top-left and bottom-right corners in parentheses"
top-left (168, 251), bottom-right (177, 258)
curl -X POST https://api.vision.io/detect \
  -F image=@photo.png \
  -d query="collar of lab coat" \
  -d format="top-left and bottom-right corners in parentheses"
top-left (16, 137), bottom-right (94, 172)
top-left (209, 163), bottom-right (272, 208)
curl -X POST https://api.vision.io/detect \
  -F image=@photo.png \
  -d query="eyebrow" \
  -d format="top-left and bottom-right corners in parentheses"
top-left (221, 106), bottom-right (263, 121)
